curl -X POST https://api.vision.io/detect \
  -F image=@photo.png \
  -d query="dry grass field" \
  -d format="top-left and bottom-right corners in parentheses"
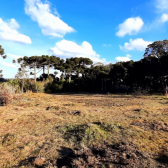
top-left (0, 92), bottom-right (168, 167)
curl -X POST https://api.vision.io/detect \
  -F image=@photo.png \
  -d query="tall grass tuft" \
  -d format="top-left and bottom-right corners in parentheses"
top-left (0, 83), bottom-right (22, 105)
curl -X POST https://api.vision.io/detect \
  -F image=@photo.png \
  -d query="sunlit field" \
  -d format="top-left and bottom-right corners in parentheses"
top-left (0, 93), bottom-right (168, 167)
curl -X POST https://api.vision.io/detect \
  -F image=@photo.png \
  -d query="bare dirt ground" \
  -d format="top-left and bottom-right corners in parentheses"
top-left (0, 93), bottom-right (168, 167)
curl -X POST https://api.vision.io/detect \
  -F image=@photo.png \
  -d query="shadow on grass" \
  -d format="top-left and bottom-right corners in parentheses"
top-left (155, 154), bottom-right (168, 165)
top-left (54, 142), bottom-right (158, 168)
top-left (56, 146), bottom-right (74, 167)
top-left (13, 157), bottom-right (38, 168)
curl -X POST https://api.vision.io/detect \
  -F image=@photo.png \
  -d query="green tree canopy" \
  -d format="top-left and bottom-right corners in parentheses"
top-left (14, 56), bottom-right (43, 83)
top-left (14, 55), bottom-right (63, 83)
top-left (65, 57), bottom-right (93, 77)
top-left (144, 40), bottom-right (168, 58)
top-left (40, 55), bottom-right (62, 75)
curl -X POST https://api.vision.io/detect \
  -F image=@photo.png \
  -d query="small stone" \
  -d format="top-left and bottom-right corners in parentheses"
top-left (122, 153), bottom-right (127, 159)
top-left (33, 157), bottom-right (46, 166)
top-left (73, 110), bottom-right (81, 115)
top-left (46, 107), bottom-right (50, 110)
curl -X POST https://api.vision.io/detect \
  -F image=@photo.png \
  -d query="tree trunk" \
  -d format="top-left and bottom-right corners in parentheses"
top-left (48, 65), bottom-right (50, 76)
top-left (68, 75), bottom-right (71, 83)
top-left (43, 66), bottom-right (45, 74)
top-left (34, 64), bottom-right (36, 84)
top-left (43, 66), bottom-right (45, 81)
top-left (77, 71), bottom-right (80, 78)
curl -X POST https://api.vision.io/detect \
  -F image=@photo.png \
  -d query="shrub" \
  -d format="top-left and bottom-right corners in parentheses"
top-left (44, 80), bottom-right (75, 93)
top-left (35, 82), bottom-right (45, 92)
top-left (8, 79), bottom-right (20, 93)
top-left (0, 83), bottom-right (17, 105)
top-left (25, 81), bottom-right (45, 93)
top-left (48, 75), bottom-right (53, 82)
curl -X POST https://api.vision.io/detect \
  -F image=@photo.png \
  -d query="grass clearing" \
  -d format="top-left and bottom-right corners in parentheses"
top-left (0, 93), bottom-right (168, 167)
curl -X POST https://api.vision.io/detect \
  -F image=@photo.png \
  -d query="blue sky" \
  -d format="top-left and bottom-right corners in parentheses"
top-left (0, 0), bottom-right (168, 78)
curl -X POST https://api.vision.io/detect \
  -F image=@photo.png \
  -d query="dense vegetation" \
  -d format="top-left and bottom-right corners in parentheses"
top-left (1, 40), bottom-right (168, 94)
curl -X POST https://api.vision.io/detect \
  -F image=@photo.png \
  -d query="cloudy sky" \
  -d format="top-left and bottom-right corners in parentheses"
top-left (0, 0), bottom-right (168, 78)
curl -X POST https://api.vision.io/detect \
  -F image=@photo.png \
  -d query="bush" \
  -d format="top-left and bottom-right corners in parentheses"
top-left (35, 82), bottom-right (45, 92)
top-left (0, 83), bottom-right (18, 105)
top-left (44, 81), bottom-right (62, 93)
top-left (44, 80), bottom-right (76, 93)
top-left (8, 79), bottom-right (20, 93)
top-left (24, 81), bottom-right (45, 93)
top-left (48, 75), bottom-right (53, 82)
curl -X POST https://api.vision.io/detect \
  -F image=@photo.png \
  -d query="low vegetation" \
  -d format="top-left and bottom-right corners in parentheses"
top-left (0, 83), bottom-right (23, 106)
top-left (0, 93), bottom-right (168, 167)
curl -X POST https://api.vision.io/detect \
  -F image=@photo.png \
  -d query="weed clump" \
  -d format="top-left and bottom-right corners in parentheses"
top-left (0, 83), bottom-right (21, 105)
top-left (56, 123), bottom-right (123, 147)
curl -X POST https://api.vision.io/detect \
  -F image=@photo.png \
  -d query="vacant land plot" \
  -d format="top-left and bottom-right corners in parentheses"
top-left (0, 93), bottom-right (168, 167)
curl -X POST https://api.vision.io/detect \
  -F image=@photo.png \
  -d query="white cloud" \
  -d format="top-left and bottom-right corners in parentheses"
top-left (115, 54), bottom-right (132, 62)
top-left (126, 54), bottom-right (132, 57)
top-left (120, 38), bottom-right (152, 51)
top-left (156, 0), bottom-right (168, 12)
top-left (154, 0), bottom-right (168, 24)
top-left (7, 53), bottom-right (23, 59)
top-left (50, 39), bottom-right (106, 63)
top-left (116, 17), bottom-right (144, 37)
top-left (115, 57), bottom-right (131, 62)
top-left (161, 13), bottom-right (168, 23)
top-left (54, 8), bottom-right (61, 17)
top-left (103, 44), bottom-right (111, 47)
top-left (0, 60), bottom-right (19, 69)
top-left (0, 18), bottom-right (32, 44)
top-left (8, 19), bottom-right (20, 29)
top-left (25, 0), bottom-right (75, 38)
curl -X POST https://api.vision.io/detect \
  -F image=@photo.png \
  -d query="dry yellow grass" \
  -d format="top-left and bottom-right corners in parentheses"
top-left (0, 93), bottom-right (168, 167)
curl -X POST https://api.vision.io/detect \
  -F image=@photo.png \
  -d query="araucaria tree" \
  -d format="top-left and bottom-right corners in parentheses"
top-left (13, 55), bottom-right (63, 83)
top-left (0, 45), bottom-right (7, 78)
top-left (40, 55), bottom-right (62, 75)
top-left (14, 56), bottom-right (42, 84)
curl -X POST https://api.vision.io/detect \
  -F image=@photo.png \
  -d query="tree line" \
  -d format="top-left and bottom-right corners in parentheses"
top-left (1, 39), bottom-right (168, 93)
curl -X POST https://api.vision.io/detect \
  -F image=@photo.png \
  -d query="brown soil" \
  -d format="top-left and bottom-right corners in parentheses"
top-left (18, 142), bottom-right (165, 168)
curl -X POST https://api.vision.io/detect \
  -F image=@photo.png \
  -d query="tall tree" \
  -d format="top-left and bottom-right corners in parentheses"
top-left (40, 55), bottom-right (63, 78)
top-left (14, 55), bottom-right (63, 83)
top-left (14, 56), bottom-right (43, 84)
top-left (144, 40), bottom-right (168, 92)
top-left (0, 45), bottom-right (7, 78)
top-left (65, 57), bottom-right (93, 77)
top-left (144, 40), bottom-right (168, 58)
